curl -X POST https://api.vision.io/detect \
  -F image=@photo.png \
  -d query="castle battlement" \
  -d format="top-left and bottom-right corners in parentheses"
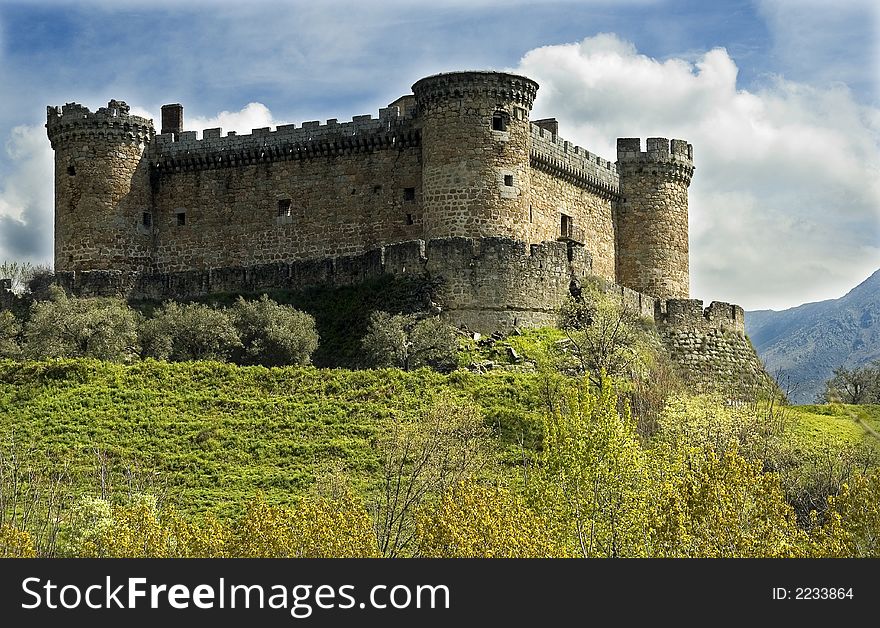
top-left (616, 137), bottom-right (694, 184)
top-left (411, 71), bottom-right (539, 109)
top-left (152, 106), bottom-right (420, 172)
top-left (656, 299), bottom-right (745, 334)
top-left (46, 100), bottom-right (155, 149)
top-left (529, 123), bottom-right (620, 199)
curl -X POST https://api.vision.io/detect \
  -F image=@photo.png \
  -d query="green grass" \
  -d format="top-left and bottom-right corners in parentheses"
top-left (786, 404), bottom-right (880, 454)
top-left (0, 359), bottom-right (546, 516)
top-left (2, 357), bottom-right (877, 519)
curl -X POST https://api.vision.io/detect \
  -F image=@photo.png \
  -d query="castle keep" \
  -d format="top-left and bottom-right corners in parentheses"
top-left (45, 71), bottom-right (767, 391)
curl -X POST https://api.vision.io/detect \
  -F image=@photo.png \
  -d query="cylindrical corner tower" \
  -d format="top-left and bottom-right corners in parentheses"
top-left (412, 71), bottom-right (538, 240)
top-left (615, 137), bottom-right (694, 299)
top-left (46, 100), bottom-right (155, 273)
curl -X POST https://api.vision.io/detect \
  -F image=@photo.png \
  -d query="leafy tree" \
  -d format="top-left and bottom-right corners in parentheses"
top-left (371, 396), bottom-right (489, 557)
top-left (23, 286), bottom-right (140, 361)
top-left (645, 446), bottom-right (806, 557)
top-left (362, 311), bottom-right (458, 371)
top-left (140, 301), bottom-right (240, 362)
top-left (0, 311), bottom-right (22, 358)
top-left (417, 480), bottom-right (566, 557)
top-left (230, 295), bottom-right (318, 366)
top-left (810, 469), bottom-right (880, 557)
top-left (227, 492), bottom-right (377, 558)
top-left (0, 524), bottom-right (36, 558)
top-left (557, 285), bottom-right (651, 387)
top-left (529, 375), bottom-right (650, 557)
top-left (818, 363), bottom-right (880, 404)
top-left (0, 260), bottom-right (51, 295)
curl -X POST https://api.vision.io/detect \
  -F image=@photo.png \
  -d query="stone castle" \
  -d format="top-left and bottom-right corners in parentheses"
top-left (44, 70), bottom-right (768, 392)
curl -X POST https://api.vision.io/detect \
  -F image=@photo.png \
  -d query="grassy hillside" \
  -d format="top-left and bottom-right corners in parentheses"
top-left (787, 404), bottom-right (880, 454)
top-left (1, 359), bottom-right (876, 519)
top-left (0, 359), bottom-right (546, 516)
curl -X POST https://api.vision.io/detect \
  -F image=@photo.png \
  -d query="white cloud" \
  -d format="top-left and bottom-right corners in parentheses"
top-left (185, 103), bottom-right (288, 137)
top-left (0, 125), bottom-right (54, 264)
top-left (516, 34), bottom-right (880, 310)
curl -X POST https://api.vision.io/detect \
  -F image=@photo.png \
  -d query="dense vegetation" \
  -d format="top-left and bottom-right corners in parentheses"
top-left (1, 273), bottom-right (878, 558)
top-left (0, 358), bottom-right (877, 557)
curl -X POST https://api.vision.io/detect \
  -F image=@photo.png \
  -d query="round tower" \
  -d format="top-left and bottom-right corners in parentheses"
top-left (615, 137), bottom-right (694, 299)
top-left (46, 100), bottom-right (155, 274)
top-left (412, 71), bottom-right (539, 240)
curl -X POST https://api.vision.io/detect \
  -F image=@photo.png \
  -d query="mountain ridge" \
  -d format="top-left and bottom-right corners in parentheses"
top-left (746, 269), bottom-right (880, 403)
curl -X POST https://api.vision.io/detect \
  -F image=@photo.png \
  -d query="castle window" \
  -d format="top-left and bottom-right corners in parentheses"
top-left (504, 174), bottom-right (514, 187)
top-left (406, 213), bottom-right (414, 225)
top-left (492, 111), bottom-right (509, 131)
top-left (403, 187), bottom-right (415, 202)
top-left (560, 214), bottom-right (573, 239)
top-left (177, 212), bottom-right (186, 227)
top-left (278, 199), bottom-right (292, 218)
top-left (373, 185), bottom-right (383, 194)
top-left (67, 165), bottom-right (76, 176)
top-left (529, 205), bottom-right (533, 223)
top-left (142, 212), bottom-right (152, 227)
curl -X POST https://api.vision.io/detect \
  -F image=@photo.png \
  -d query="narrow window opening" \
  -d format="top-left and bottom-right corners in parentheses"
top-left (504, 174), bottom-right (514, 187)
top-left (403, 187), bottom-right (415, 202)
top-left (67, 165), bottom-right (76, 176)
top-left (373, 185), bottom-right (383, 194)
top-left (529, 205), bottom-right (533, 223)
top-left (142, 212), bottom-right (152, 227)
top-left (351, 188), bottom-right (357, 195)
top-left (492, 111), bottom-right (509, 131)
top-left (406, 213), bottom-right (414, 225)
top-left (560, 214), bottom-right (573, 239)
top-left (277, 199), bottom-right (292, 217)
top-left (177, 212), bottom-right (186, 227)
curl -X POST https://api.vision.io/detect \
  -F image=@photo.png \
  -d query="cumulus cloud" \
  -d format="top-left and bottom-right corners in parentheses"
top-left (184, 103), bottom-right (288, 137)
top-left (516, 34), bottom-right (880, 310)
top-left (0, 125), bottom-right (54, 264)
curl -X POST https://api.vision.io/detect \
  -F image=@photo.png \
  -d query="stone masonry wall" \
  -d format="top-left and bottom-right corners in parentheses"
top-left (529, 168), bottom-right (616, 281)
top-left (414, 72), bottom-right (538, 241)
top-left (150, 110), bottom-right (422, 271)
top-left (54, 236), bottom-right (592, 332)
top-left (527, 123), bottom-right (619, 281)
top-left (656, 299), bottom-right (771, 398)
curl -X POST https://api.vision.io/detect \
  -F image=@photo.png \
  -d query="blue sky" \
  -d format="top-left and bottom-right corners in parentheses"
top-left (0, 0), bottom-right (877, 310)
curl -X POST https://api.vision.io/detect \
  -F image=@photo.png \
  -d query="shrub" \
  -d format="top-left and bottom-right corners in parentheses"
top-left (362, 311), bottom-right (458, 371)
top-left (557, 284), bottom-right (652, 386)
top-left (230, 295), bottom-right (318, 366)
top-left (23, 286), bottom-right (140, 362)
top-left (417, 481), bottom-right (566, 557)
top-left (0, 311), bottom-right (21, 359)
top-left (140, 301), bottom-right (240, 362)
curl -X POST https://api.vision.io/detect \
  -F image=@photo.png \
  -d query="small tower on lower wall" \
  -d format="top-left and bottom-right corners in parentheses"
top-left (615, 137), bottom-right (694, 299)
top-left (46, 100), bottom-right (155, 274)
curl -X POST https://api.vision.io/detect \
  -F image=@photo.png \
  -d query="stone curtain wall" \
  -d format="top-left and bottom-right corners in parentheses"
top-left (528, 123), bottom-right (619, 281)
top-left (150, 111), bottom-right (422, 272)
top-left (615, 137), bottom-right (693, 299)
top-left (47, 102), bottom-right (155, 273)
top-left (55, 236), bottom-right (592, 332)
top-left (413, 72), bottom-right (538, 241)
top-left (529, 168), bottom-right (616, 281)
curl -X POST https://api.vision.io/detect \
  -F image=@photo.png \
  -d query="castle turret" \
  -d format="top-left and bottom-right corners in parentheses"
top-left (46, 100), bottom-right (155, 274)
top-left (412, 71), bottom-right (539, 240)
top-left (615, 137), bottom-right (694, 299)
